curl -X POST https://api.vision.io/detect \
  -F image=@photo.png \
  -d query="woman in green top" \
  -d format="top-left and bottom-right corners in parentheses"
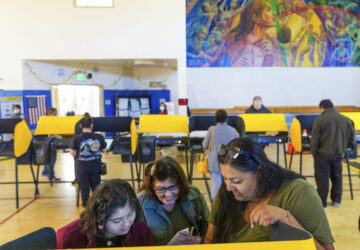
top-left (137, 156), bottom-right (209, 245)
top-left (204, 137), bottom-right (334, 250)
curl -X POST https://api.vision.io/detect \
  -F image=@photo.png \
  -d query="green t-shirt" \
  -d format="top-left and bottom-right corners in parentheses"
top-left (164, 202), bottom-right (191, 242)
top-left (209, 178), bottom-right (334, 245)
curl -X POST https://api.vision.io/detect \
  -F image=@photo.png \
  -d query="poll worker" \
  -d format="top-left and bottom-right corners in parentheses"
top-left (245, 96), bottom-right (271, 113)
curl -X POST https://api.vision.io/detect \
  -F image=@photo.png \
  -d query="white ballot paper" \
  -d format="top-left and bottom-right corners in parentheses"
top-left (167, 228), bottom-right (201, 245)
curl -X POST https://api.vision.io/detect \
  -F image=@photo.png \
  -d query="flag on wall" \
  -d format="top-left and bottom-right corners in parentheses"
top-left (26, 95), bottom-right (47, 125)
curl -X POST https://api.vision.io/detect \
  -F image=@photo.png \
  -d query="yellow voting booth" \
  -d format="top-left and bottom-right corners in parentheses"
top-left (137, 115), bottom-right (189, 187)
top-left (0, 118), bottom-right (34, 208)
top-left (239, 114), bottom-right (289, 168)
top-left (34, 116), bottom-right (82, 135)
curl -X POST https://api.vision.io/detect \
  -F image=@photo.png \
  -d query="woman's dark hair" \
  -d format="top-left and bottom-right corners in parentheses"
top-left (140, 156), bottom-right (190, 203)
top-left (213, 137), bottom-right (304, 243)
top-left (46, 107), bottom-right (57, 116)
top-left (159, 102), bottom-right (168, 113)
top-left (230, 0), bottom-right (269, 42)
top-left (215, 109), bottom-right (228, 123)
top-left (80, 116), bottom-right (93, 129)
top-left (79, 179), bottom-right (142, 238)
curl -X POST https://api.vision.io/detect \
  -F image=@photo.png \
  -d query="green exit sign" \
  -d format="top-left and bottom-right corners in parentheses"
top-left (76, 72), bottom-right (86, 81)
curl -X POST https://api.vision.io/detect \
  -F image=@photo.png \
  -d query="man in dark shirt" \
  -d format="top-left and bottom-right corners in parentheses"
top-left (310, 99), bottom-right (354, 207)
top-left (245, 96), bottom-right (271, 113)
top-left (70, 116), bottom-right (106, 207)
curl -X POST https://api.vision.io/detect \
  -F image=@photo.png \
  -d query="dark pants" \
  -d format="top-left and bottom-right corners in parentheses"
top-left (76, 162), bottom-right (101, 207)
top-left (314, 154), bottom-right (342, 207)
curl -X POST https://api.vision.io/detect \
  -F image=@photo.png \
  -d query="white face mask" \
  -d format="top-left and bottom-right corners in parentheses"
top-left (160, 106), bottom-right (165, 111)
top-left (13, 109), bottom-right (20, 114)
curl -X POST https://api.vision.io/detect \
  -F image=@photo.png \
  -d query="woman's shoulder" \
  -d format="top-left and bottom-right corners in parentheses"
top-left (187, 186), bottom-right (205, 200)
top-left (56, 219), bottom-right (89, 248)
top-left (275, 178), bottom-right (315, 199)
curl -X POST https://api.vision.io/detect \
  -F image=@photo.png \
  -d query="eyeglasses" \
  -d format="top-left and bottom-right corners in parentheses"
top-left (154, 185), bottom-right (179, 195)
top-left (217, 144), bottom-right (258, 164)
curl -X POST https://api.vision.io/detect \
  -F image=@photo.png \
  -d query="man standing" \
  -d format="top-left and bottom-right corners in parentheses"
top-left (245, 96), bottom-right (271, 113)
top-left (311, 99), bottom-right (354, 207)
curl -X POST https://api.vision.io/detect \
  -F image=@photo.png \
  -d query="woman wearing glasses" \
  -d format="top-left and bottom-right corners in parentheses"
top-left (138, 156), bottom-right (210, 245)
top-left (204, 137), bottom-right (334, 250)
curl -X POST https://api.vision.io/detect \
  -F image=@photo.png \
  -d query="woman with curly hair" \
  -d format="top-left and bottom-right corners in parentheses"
top-left (57, 179), bottom-right (154, 248)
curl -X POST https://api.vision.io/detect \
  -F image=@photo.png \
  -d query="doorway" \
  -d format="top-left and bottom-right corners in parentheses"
top-left (51, 85), bottom-right (103, 117)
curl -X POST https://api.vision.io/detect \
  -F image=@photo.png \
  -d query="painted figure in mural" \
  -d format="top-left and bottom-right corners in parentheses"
top-left (227, 0), bottom-right (278, 67)
top-left (331, 40), bottom-right (351, 66)
top-left (351, 20), bottom-right (360, 65)
top-left (297, 24), bottom-right (319, 67)
top-left (187, 24), bottom-right (209, 67)
top-left (203, 32), bottom-right (227, 66)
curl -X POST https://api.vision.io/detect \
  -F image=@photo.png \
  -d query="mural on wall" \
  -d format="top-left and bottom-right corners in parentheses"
top-left (186, 0), bottom-right (360, 67)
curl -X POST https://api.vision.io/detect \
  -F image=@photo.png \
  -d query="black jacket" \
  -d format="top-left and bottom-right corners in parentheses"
top-left (245, 105), bottom-right (271, 113)
top-left (310, 108), bottom-right (354, 157)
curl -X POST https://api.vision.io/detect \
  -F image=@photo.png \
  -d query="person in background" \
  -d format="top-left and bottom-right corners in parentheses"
top-left (310, 99), bottom-right (354, 207)
top-left (41, 107), bottom-right (60, 181)
top-left (158, 102), bottom-right (168, 114)
top-left (137, 156), bottom-right (209, 245)
top-left (57, 179), bottom-right (155, 248)
top-left (70, 115), bottom-right (106, 207)
top-left (245, 96), bottom-right (271, 113)
top-left (10, 104), bottom-right (24, 119)
top-left (202, 109), bottom-right (238, 200)
top-left (204, 137), bottom-right (334, 250)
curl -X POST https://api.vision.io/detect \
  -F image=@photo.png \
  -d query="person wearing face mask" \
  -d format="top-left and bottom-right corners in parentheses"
top-left (57, 179), bottom-right (155, 248)
top-left (158, 102), bottom-right (168, 115)
top-left (203, 137), bottom-right (334, 250)
top-left (137, 156), bottom-right (210, 245)
top-left (245, 96), bottom-right (271, 113)
top-left (10, 104), bottom-right (24, 119)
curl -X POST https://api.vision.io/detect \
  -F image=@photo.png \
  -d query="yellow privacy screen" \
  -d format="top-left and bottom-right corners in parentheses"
top-left (14, 120), bottom-right (33, 157)
top-left (34, 116), bottom-right (82, 135)
top-left (138, 115), bottom-right (189, 134)
top-left (239, 114), bottom-right (288, 132)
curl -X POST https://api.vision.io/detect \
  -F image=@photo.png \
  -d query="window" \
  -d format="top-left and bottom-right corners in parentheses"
top-left (74, 0), bottom-right (114, 8)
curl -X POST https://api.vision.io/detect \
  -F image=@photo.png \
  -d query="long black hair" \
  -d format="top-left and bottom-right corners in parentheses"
top-left (213, 137), bottom-right (304, 243)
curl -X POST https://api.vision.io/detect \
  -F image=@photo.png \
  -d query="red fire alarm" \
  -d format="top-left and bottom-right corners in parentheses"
top-left (178, 98), bottom-right (188, 106)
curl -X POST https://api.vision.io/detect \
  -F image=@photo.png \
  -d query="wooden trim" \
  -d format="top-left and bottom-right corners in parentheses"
top-left (191, 106), bottom-right (360, 115)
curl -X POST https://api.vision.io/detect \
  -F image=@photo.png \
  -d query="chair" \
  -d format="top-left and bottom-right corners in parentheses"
top-left (0, 227), bottom-right (56, 250)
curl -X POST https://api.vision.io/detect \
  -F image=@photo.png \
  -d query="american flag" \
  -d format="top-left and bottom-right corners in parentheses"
top-left (26, 95), bottom-right (47, 125)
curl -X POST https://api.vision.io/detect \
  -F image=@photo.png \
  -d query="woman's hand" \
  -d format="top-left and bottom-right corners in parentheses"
top-left (249, 205), bottom-right (287, 228)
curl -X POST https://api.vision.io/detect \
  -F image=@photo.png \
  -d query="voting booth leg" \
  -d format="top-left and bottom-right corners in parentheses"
top-left (203, 174), bottom-right (212, 204)
top-left (276, 142), bottom-right (280, 164)
top-left (189, 152), bottom-right (194, 185)
top-left (282, 142), bottom-right (288, 169)
top-left (289, 149), bottom-right (294, 170)
top-left (300, 152), bottom-right (303, 175)
top-left (15, 160), bottom-right (19, 209)
top-left (345, 154), bottom-right (354, 200)
top-left (185, 149), bottom-right (189, 180)
top-left (29, 164), bottom-right (40, 197)
top-left (129, 155), bottom-right (135, 190)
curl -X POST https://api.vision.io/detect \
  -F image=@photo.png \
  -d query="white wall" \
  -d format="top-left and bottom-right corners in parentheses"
top-left (187, 67), bottom-right (360, 108)
top-left (0, 0), bottom-right (186, 111)
top-left (1, 0), bottom-right (360, 110)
